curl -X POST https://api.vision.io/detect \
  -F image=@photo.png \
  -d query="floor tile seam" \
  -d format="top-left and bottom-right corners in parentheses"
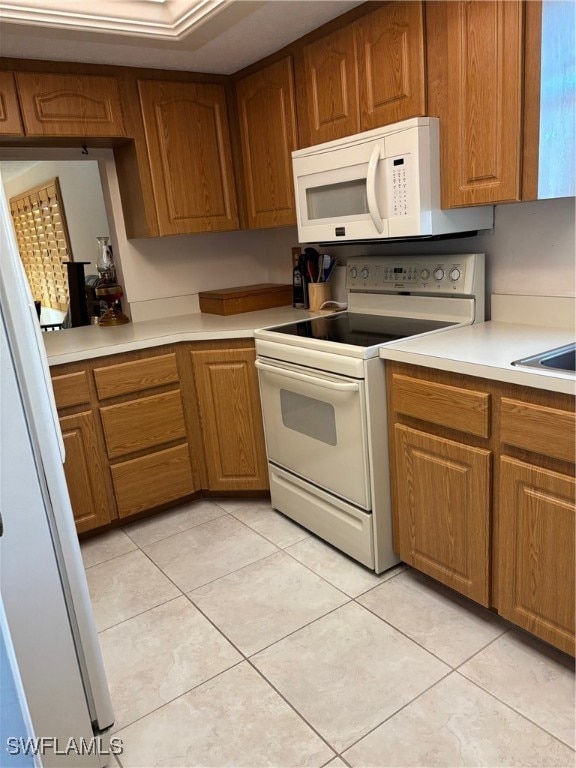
top-left (181, 590), bottom-right (252, 660)
top-left (351, 564), bottom-right (410, 598)
top-left (352, 598), bottom-right (458, 670)
top-left (243, 597), bottom-right (355, 659)
top-left (83, 546), bottom-right (139, 571)
top-left (113, 753), bottom-right (123, 768)
top-left (222, 509), bottom-right (287, 553)
top-left (244, 656), bottom-right (339, 761)
top-left (97, 592), bottom-right (186, 636)
top-left (454, 668), bottom-right (576, 751)
top-left (450, 625), bottom-right (512, 669)
top-left (228, 507), bottom-right (311, 552)
top-left (121, 507), bottom-right (230, 549)
top-left (281, 542), bottom-right (375, 599)
top-left (181, 548), bottom-right (288, 595)
top-left (337, 667), bottom-right (455, 758)
top-left (185, 580), bottom-right (353, 660)
top-left (112, 658), bottom-right (246, 736)
top-left (138, 529), bottom-right (280, 594)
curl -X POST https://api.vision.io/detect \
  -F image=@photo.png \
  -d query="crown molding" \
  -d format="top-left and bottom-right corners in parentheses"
top-left (0, 0), bottom-right (233, 40)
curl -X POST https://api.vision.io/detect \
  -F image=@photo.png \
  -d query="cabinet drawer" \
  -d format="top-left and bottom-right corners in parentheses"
top-left (52, 370), bottom-right (91, 410)
top-left (94, 353), bottom-right (179, 400)
top-left (501, 398), bottom-right (576, 464)
top-left (100, 390), bottom-right (186, 459)
top-left (391, 373), bottom-right (490, 437)
top-left (111, 444), bottom-right (196, 517)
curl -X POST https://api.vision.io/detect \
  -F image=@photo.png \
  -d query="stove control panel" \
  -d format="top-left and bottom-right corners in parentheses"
top-left (346, 254), bottom-right (483, 296)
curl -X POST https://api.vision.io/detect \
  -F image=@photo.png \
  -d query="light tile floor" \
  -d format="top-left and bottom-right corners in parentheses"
top-left (81, 498), bottom-right (576, 768)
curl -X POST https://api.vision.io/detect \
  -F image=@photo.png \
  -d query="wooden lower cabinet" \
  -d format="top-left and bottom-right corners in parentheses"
top-left (60, 411), bottom-right (113, 533)
top-left (388, 361), bottom-right (575, 655)
top-left (111, 444), bottom-right (198, 518)
top-left (192, 347), bottom-right (268, 491)
top-left (395, 424), bottom-right (491, 605)
top-left (498, 458), bottom-right (575, 656)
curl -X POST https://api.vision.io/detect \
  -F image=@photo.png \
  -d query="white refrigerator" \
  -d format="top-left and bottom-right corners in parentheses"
top-left (0, 184), bottom-right (115, 766)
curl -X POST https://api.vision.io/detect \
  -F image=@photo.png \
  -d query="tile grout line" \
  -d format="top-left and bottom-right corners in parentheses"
top-left (244, 656), bottom-right (339, 762)
top-left (453, 668), bottom-right (576, 751)
top-left (97, 592), bottom-right (186, 635)
top-left (337, 667), bottom-right (455, 759)
top-left (121, 504), bottom-right (230, 548)
top-left (83, 546), bottom-right (139, 571)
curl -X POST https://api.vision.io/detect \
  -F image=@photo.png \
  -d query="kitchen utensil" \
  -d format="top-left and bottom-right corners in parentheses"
top-left (307, 282), bottom-right (331, 312)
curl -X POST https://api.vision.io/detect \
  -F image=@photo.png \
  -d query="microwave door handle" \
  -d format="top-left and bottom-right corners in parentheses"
top-left (366, 145), bottom-right (385, 234)
top-left (255, 359), bottom-right (359, 392)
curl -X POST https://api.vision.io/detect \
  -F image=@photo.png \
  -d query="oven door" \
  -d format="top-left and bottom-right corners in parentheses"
top-left (255, 358), bottom-right (371, 509)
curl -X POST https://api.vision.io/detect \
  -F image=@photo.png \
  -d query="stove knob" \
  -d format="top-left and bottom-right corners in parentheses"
top-left (349, 266), bottom-right (358, 279)
top-left (361, 267), bottom-right (370, 280)
top-left (433, 267), bottom-right (445, 281)
top-left (421, 268), bottom-right (430, 280)
top-left (449, 267), bottom-right (462, 282)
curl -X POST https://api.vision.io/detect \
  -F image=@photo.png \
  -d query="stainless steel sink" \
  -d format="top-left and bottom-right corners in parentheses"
top-left (512, 342), bottom-right (576, 373)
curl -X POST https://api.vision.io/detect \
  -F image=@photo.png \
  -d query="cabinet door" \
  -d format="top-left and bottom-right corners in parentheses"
top-left (192, 347), bottom-right (268, 491)
top-left (355, 1), bottom-right (426, 131)
top-left (138, 80), bottom-right (239, 235)
top-left (499, 457), bottom-right (575, 656)
top-left (395, 424), bottom-right (491, 605)
top-left (15, 72), bottom-right (125, 137)
top-left (0, 72), bottom-right (24, 136)
top-left (426, 0), bottom-right (524, 206)
top-left (236, 57), bottom-right (297, 228)
top-left (301, 25), bottom-right (359, 146)
top-left (60, 411), bottom-right (113, 533)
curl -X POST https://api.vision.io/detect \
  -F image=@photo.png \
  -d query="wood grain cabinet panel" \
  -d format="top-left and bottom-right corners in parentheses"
top-left (426, 0), bottom-right (524, 206)
top-left (391, 373), bottom-right (490, 438)
top-left (499, 457), bottom-right (575, 655)
top-left (301, 25), bottom-right (359, 146)
top-left (0, 72), bottom-right (24, 136)
top-left (15, 72), bottom-right (125, 137)
top-left (395, 424), bottom-right (491, 605)
top-left (501, 397), bottom-right (576, 464)
top-left (100, 390), bottom-right (187, 459)
top-left (138, 80), bottom-right (239, 235)
top-left (60, 411), bottom-right (113, 533)
top-left (93, 353), bottom-right (179, 400)
top-left (192, 347), bottom-right (268, 491)
top-left (111, 443), bottom-right (197, 518)
top-left (236, 57), bottom-right (298, 228)
top-left (51, 370), bottom-right (91, 410)
top-left (356, 1), bottom-right (426, 130)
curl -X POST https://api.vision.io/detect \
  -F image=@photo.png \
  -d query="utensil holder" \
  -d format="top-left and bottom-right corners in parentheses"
top-left (307, 282), bottom-right (332, 312)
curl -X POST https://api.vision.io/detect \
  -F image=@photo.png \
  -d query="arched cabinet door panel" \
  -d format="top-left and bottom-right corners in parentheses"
top-left (138, 79), bottom-right (239, 235)
top-left (236, 57), bottom-right (297, 228)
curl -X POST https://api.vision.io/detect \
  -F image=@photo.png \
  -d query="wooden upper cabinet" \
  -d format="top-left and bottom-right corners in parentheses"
top-left (236, 57), bottom-right (298, 228)
top-left (355, 1), bottom-right (426, 131)
top-left (427, 0), bottom-right (524, 207)
top-left (138, 79), bottom-right (239, 236)
top-left (0, 72), bottom-right (24, 136)
top-left (15, 72), bottom-right (125, 137)
top-left (301, 25), bottom-right (359, 146)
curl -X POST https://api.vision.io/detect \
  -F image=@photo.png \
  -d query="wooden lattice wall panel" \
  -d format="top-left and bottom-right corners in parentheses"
top-left (10, 177), bottom-right (73, 311)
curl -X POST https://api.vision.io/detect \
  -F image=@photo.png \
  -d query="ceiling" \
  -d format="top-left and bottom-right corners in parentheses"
top-left (0, 0), bottom-right (364, 74)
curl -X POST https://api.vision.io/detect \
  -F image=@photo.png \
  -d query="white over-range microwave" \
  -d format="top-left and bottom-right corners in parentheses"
top-left (292, 117), bottom-right (494, 243)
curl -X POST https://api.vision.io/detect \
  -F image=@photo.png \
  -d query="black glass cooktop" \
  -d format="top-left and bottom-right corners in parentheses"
top-left (267, 312), bottom-right (457, 348)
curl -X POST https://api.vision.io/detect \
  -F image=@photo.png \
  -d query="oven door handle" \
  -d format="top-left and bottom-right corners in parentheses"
top-left (366, 144), bottom-right (384, 235)
top-left (255, 359), bottom-right (360, 392)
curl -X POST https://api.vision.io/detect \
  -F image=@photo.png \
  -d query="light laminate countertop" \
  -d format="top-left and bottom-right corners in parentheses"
top-left (379, 321), bottom-right (575, 395)
top-left (44, 307), bottom-right (312, 366)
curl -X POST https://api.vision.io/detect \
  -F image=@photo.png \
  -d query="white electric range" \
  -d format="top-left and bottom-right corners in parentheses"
top-left (254, 253), bottom-right (485, 572)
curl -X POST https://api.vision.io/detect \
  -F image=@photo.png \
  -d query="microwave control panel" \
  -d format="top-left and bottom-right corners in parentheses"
top-left (346, 254), bottom-right (484, 296)
top-left (388, 155), bottom-right (410, 218)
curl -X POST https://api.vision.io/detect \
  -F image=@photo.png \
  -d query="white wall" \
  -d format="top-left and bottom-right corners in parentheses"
top-left (1, 148), bottom-right (574, 323)
top-left (121, 196), bottom-right (575, 320)
top-left (2, 159), bottom-right (109, 276)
